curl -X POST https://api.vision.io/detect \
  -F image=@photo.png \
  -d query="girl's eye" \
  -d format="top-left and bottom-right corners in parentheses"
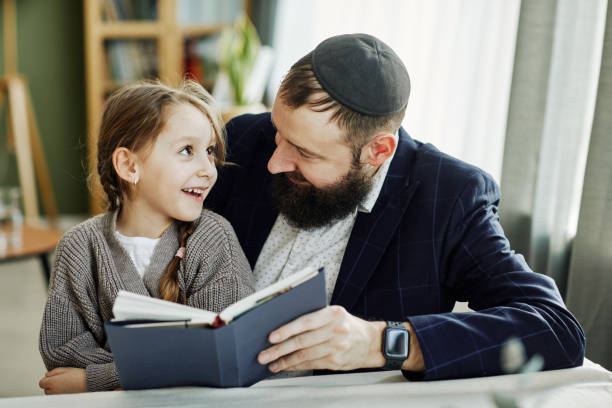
top-left (206, 145), bottom-right (217, 157)
top-left (179, 145), bottom-right (193, 156)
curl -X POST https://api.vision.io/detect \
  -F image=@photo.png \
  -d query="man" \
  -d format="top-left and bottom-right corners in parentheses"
top-left (205, 33), bottom-right (585, 380)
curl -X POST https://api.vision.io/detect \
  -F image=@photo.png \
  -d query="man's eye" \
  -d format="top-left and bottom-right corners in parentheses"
top-left (179, 145), bottom-right (193, 155)
top-left (297, 149), bottom-right (313, 159)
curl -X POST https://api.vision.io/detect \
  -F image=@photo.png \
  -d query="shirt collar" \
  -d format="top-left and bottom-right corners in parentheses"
top-left (358, 131), bottom-right (398, 213)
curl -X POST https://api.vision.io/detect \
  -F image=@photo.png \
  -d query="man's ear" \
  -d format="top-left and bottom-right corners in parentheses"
top-left (112, 147), bottom-right (140, 185)
top-left (361, 133), bottom-right (397, 167)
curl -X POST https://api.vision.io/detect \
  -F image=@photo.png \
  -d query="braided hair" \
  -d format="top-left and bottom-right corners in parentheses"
top-left (95, 80), bottom-right (226, 302)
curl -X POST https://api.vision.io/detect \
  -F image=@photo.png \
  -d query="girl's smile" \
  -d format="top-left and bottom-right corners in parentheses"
top-left (181, 186), bottom-right (210, 202)
top-left (117, 102), bottom-right (218, 238)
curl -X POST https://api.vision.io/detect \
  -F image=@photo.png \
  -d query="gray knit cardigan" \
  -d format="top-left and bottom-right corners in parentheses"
top-left (39, 210), bottom-right (254, 392)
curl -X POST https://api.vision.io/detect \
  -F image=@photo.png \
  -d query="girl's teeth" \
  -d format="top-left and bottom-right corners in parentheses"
top-left (183, 188), bottom-right (204, 195)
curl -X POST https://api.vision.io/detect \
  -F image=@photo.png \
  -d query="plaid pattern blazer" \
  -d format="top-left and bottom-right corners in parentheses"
top-left (206, 113), bottom-right (585, 380)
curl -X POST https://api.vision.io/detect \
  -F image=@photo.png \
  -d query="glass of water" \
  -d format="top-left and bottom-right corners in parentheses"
top-left (0, 188), bottom-right (9, 255)
top-left (0, 187), bottom-right (24, 252)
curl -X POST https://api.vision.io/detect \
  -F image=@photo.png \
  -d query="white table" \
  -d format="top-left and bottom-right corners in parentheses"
top-left (2, 360), bottom-right (610, 408)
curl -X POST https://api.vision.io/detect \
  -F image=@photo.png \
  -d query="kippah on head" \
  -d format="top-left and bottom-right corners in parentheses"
top-left (311, 33), bottom-right (410, 116)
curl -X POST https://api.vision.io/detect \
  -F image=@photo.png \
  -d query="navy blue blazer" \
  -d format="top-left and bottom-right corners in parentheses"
top-left (206, 112), bottom-right (585, 380)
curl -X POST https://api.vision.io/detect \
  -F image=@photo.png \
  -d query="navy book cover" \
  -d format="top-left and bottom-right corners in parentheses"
top-left (105, 268), bottom-right (326, 389)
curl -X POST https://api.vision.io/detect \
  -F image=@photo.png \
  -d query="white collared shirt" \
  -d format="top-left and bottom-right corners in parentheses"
top-left (253, 135), bottom-right (397, 303)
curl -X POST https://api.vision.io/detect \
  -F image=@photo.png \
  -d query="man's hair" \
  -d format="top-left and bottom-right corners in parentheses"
top-left (278, 52), bottom-right (406, 162)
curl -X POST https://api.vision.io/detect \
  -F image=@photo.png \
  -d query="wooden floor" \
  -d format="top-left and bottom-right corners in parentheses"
top-left (0, 256), bottom-right (48, 397)
top-left (0, 215), bottom-right (84, 398)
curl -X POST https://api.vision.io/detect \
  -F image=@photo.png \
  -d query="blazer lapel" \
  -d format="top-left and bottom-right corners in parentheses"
top-left (331, 129), bottom-right (420, 311)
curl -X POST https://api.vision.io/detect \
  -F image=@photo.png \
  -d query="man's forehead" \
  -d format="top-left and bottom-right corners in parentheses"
top-left (271, 101), bottom-right (347, 148)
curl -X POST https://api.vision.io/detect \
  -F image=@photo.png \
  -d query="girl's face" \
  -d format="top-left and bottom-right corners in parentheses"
top-left (133, 103), bottom-right (218, 227)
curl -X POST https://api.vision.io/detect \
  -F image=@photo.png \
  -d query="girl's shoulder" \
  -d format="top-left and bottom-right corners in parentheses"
top-left (50, 213), bottom-right (114, 291)
top-left (56, 213), bottom-right (112, 251)
top-left (187, 209), bottom-right (240, 249)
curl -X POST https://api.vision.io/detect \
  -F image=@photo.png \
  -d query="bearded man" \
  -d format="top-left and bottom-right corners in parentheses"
top-left (205, 33), bottom-right (585, 380)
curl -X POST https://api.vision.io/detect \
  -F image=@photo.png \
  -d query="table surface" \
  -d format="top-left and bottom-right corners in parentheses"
top-left (2, 360), bottom-right (610, 408)
top-left (0, 223), bottom-right (62, 260)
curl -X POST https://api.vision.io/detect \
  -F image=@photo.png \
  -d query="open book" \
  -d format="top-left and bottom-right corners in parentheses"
top-left (112, 265), bottom-right (319, 327)
top-left (105, 266), bottom-right (326, 389)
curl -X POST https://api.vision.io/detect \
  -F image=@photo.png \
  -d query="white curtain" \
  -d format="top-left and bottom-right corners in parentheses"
top-left (566, 0), bottom-right (612, 370)
top-left (500, 0), bottom-right (607, 295)
top-left (267, 0), bottom-right (520, 182)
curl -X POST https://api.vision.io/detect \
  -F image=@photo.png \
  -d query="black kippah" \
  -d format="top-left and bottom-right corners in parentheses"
top-left (311, 33), bottom-right (410, 116)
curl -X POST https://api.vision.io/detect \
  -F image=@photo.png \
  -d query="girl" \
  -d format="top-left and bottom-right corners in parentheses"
top-left (38, 81), bottom-right (254, 394)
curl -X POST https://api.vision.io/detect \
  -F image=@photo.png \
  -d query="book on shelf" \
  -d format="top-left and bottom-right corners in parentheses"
top-left (105, 266), bottom-right (327, 389)
top-left (103, 0), bottom-right (157, 21)
top-left (105, 40), bottom-right (158, 84)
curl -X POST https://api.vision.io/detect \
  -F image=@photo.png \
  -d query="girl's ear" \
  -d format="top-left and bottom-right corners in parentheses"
top-left (360, 133), bottom-right (397, 167)
top-left (112, 147), bottom-right (140, 185)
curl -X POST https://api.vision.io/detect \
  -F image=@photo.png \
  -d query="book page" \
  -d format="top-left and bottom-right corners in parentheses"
top-left (219, 266), bottom-right (319, 323)
top-left (112, 290), bottom-right (217, 323)
top-left (111, 266), bottom-right (320, 326)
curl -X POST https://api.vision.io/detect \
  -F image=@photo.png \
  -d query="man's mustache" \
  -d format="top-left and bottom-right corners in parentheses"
top-left (284, 171), bottom-right (308, 183)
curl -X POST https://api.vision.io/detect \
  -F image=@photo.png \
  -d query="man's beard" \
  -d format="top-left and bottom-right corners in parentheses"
top-left (270, 165), bottom-right (373, 230)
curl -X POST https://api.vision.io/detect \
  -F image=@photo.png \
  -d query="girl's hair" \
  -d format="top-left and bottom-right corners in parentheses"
top-left (96, 80), bottom-right (226, 303)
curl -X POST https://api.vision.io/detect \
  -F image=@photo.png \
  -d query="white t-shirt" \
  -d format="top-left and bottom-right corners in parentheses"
top-left (114, 230), bottom-right (160, 278)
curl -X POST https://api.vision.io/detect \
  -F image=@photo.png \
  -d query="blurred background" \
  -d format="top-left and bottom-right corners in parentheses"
top-left (0, 0), bottom-right (610, 397)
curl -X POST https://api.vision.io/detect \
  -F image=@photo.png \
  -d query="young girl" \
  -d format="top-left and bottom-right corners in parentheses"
top-left (38, 81), bottom-right (254, 394)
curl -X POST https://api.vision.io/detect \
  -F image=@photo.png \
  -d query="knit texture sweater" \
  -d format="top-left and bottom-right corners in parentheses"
top-left (39, 210), bottom-right (254, 392)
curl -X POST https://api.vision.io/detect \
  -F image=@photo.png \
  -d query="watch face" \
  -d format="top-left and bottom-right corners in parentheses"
top-left (385, 328), bottom-right (409, 359)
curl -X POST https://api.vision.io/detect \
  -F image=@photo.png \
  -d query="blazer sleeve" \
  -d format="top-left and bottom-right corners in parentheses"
top-left (39, 233), bottom-right (120, 392)
top-left (404, 171), bottom-right (585, 380)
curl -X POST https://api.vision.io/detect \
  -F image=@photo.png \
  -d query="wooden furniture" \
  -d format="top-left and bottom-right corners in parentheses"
top-left (1, 0), bottom-right (58, 224)
top-left (0, 0), bottom-right (63, 284)
top-left (0, 223), bottom-right (63, 283)
top-left (83, 0), bottom-right (251, 214)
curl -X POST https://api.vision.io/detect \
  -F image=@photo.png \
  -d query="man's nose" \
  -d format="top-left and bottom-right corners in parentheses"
top-left (267, 142), bottom-right (296, 174)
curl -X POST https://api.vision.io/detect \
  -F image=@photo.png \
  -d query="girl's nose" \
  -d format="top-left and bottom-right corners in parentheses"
top-left (197, 156), bottom-right (215, 178)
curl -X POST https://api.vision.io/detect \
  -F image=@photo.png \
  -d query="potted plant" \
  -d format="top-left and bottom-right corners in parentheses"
top-left (217, 14), bottom-right (268, 121)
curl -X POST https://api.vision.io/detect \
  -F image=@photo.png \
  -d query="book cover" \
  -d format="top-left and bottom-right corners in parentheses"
top-left (105, 267), bottom-right (326, 389)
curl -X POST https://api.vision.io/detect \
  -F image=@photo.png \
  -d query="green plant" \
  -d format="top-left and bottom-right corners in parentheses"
top-left (219, 14), bottom-right (261, 106)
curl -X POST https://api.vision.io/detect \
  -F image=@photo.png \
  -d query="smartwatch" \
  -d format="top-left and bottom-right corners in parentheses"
top-left (382, 321), bottom-right (410, 370)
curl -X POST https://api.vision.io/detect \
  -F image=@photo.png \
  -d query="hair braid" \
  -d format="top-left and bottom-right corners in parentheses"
top-left (94, 80), bottom-right (225, 304)
top-left (159, 221), bottom-right (195, 303)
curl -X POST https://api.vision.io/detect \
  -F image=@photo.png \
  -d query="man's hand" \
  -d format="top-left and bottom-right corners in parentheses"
top-left (39, 367), bottom-right (87, 395)
top-left (257, 305), bottom-right (387, 372)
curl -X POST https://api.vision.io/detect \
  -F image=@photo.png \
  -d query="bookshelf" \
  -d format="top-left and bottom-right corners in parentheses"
top-left (84, 0), bottom-right (251, 214)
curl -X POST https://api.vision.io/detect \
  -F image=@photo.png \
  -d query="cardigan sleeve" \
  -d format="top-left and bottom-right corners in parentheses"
top-left (39, 232), bottom-right (120, 392)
